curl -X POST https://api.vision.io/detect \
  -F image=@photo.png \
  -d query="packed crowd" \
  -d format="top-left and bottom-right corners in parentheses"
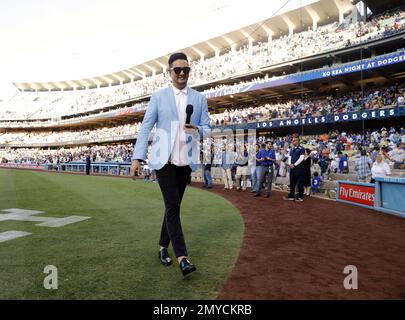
top-left (0, 127), bottom-right (405, 194)
top-left (0, 143), bottom-right (134, 165)
top-left (1, 82), bottom-right (404, 146)
top-left (0, 7), bottom-right (403, 121)
top-left (0, 123), bottom-right (144, 145)
top-left (210, 84), bottom-right (405, 125)
top-left (199, 126), bottom-right (405, 196)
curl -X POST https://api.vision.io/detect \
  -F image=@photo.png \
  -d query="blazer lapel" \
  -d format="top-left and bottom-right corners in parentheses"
top-left (166, 86), bottom-right (178, 120)
top-left (186, 88), bottom-right (197, 123)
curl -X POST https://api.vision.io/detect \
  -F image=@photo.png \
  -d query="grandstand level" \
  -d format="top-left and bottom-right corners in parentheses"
top-left (1, 0), bottom-right (405, 302)
top-left (0, 1), bottom-right (404, 177)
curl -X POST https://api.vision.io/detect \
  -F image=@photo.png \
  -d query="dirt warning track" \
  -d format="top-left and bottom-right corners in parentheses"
top-left (198, 184), bottom-right (405, 299)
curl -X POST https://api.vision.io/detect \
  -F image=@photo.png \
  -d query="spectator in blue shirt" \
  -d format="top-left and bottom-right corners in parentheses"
top-left (253, 143), bottom-right (266, 195)
top-left (338, 152), bottom-right (349, 173)
top-left (311, 171), bottom-right (322, 193)
top-left (254, 141), bottom-right (276, 198)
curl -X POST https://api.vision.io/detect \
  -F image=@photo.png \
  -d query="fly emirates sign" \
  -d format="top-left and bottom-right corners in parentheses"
top-left (338, 183), bottom-right (375, 207)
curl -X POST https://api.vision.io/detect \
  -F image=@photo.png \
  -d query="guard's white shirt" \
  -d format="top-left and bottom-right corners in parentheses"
top-left (171, 85), bottom-right (189, 166)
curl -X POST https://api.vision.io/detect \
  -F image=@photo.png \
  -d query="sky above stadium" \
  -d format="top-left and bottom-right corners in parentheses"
top-left (0, 0), bottom-right (313, 98)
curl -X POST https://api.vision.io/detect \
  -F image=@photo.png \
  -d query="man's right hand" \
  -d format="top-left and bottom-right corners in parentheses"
top-left (130, 160), bottom-right (142, 177)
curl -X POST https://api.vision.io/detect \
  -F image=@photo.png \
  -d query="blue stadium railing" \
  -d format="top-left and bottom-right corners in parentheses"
top-left (45, 161), bottom-right (132, 176)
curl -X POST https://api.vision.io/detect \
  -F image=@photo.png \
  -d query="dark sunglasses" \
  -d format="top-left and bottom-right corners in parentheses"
top-left (170, 67), bottom-right (191, 75)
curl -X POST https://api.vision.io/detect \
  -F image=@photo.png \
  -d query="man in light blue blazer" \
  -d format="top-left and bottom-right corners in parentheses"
top-left (130, 52), bottom-right (210, 276)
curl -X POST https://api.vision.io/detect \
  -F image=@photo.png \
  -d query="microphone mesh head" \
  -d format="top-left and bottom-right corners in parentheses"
top-left (186, 104), bottom-right (193, 115)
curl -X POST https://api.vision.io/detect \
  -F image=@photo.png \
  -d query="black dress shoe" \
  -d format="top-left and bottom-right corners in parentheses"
top-left (179, 258), bottom-right (196, 276)
top-left (158, 248), bottom-right (172, 266)
top-left (283, 196), bottom-right (295, 201)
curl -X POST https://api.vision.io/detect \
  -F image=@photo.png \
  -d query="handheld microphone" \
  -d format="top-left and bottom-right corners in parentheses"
top-left (186, 104), bottom-right (193, 125)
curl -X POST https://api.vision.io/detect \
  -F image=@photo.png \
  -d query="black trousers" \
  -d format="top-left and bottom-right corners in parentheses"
top-left (155, 163), bottom-right (192, 258)
top-left (257, 165), bottom-right (274, 195)
top-left (288, 165), bottom-right (305, 199)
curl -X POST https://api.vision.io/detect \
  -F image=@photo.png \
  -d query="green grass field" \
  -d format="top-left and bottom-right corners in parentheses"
top-left (0, 169), bottom-right (244, 300)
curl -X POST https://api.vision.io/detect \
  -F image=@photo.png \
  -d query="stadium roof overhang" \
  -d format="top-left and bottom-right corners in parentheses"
top-left (362, 0), bottom-right (404, 16)
top-left (13, 0), bottom-right (354, 92)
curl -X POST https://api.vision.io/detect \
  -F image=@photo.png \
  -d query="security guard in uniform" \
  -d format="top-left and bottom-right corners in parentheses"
top-left (283, 136), bottom-right (305, 202)
top-left (85, 153), bottom-right (91, 175)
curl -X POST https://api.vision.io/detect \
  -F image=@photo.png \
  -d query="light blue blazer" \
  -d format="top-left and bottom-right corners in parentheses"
top-left (132, 85), bottom-right (211, 171)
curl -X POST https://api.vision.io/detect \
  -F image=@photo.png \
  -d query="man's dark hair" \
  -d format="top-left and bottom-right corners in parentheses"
top-left (260, 143), bottom-right (266, 149)
top-left (168, 52), bottom-right (188, 67)
top-left (314, 171), bottom-right (319, 177)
